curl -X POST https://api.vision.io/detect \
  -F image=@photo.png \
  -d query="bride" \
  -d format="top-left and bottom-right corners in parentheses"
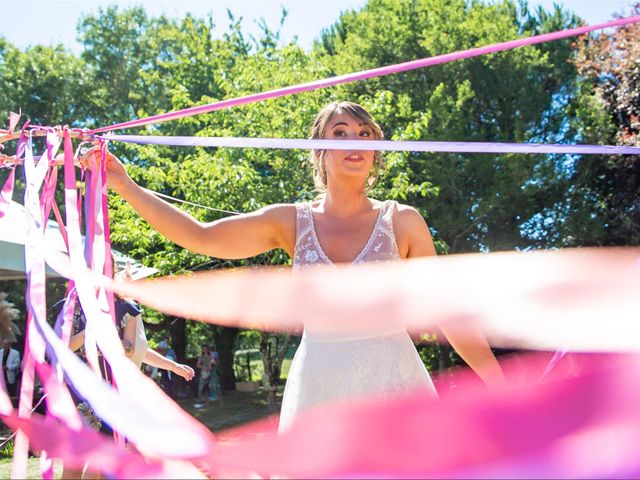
top-left (98, 101), bottom-right (504, 430)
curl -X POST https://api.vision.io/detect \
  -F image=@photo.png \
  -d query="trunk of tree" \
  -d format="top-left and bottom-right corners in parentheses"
top-left (437, 343), bottom-right (452, 391)
top-left (214, 326), bottom-right (239, 391)
top-left (169, 316), bottom-right (187, 363)
top-left (260, 332), bottom-right (292, 412)
top-left (438, 343), bottom-right (451, 373)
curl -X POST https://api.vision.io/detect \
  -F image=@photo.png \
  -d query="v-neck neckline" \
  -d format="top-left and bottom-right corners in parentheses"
top-left (307, 201), bottom-right (386, 266)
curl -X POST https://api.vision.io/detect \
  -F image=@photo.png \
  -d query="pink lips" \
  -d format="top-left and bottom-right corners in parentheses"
top-left (344, 154), bottom-right (365, 162)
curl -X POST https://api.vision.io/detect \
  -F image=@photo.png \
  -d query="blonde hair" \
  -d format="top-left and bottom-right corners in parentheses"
top-left (309, 101), bottom-right (384, 191)
top-left (0, 293), bottom-right (20, 343)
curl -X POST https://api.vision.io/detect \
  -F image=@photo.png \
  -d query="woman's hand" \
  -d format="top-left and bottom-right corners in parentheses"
top-left (85, 145), bottom-right (132, 193)
top-left (172, 363), bottom-right (196, 381)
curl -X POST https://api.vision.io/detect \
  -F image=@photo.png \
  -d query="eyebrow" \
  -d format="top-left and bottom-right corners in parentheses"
top-left (330, 122), bottom-right (368, 128)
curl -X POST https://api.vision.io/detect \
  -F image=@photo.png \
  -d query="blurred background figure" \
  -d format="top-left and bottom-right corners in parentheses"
top-left (0, 292), bottom-right (21, 404)
top-left (196, 344), bottom-right (222, 405)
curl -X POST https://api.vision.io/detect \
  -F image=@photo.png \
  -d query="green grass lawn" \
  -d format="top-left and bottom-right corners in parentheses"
top-left (180, 384), bottom-right (284, 432)
top-left (233, 342), bottom-right (297, 382)
top-left (0, 457), bottom-right (62, 479)
top-left (0, 385), bottom-right (284, 478)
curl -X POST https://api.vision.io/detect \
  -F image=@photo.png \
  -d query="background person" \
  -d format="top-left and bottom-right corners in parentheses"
top-left (0, 292), bottom-right (22, 403)
top-left (0, 338), bottom-right (21, 399)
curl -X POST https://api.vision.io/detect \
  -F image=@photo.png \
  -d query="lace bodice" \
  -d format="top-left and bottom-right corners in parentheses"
top-left (279, 199), bottom-right (436, 434)
top-left (293, 200), bottom-right (400, 269)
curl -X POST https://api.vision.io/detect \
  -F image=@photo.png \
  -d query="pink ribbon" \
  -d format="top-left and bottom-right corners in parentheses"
top-left (12, 134), bottom-right (45, 478)
top-left (52, 247), bottom-right (638, 353)
top-left (5, 130), bottom-right (215, 476)
top-left (0, 131), bottom-right (27, 220)
top-left (12, 132), bottom-right (72, 478)
top-left (8, 111), bottom-right (20, 133)
top-left (202, 353), bottom-right (640, 478)
top-left (0, 111), bottom-right (21, 138)
top-left (0, 164), bottom-right (16, 220)
top-left (88, 15), bottom-right (640, 133)
top-left (0, 407), bottom-right (195, 478)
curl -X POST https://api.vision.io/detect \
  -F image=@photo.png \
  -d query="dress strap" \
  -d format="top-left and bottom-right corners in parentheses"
top-left (294, 202), bottom-right (314, 252)
top-left (377, 200), bottom-right (397, 240)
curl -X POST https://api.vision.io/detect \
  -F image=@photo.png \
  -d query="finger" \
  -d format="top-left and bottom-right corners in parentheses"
top-left (78, 147), bottom-right (98, 167)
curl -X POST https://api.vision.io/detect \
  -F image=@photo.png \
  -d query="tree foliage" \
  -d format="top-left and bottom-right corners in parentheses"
top-left (316, 0), bottom-right (581, 252)
top-left (563, 3), bottom-right (640, 246)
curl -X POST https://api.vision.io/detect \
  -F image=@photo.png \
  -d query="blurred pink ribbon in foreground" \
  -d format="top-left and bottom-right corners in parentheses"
top-left (45, 246), bottom-right (640, 352)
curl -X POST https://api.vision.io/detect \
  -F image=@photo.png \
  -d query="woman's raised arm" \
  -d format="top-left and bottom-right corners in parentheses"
top-left (95, 148), bottom-right (296, 259)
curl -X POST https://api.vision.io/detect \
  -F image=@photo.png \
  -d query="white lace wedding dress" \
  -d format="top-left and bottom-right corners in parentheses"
top-left (279, 200), bottom-right (437, 432)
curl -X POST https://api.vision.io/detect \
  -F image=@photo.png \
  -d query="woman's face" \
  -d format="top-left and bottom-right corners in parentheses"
top-left (322, 112), bottom-right (375, 185)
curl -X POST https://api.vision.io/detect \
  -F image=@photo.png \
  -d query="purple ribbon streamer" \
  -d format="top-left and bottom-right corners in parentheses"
top-left (88, 15), bottom-right (640, 134)
top-left (105, 135), bottom-right (640, 155)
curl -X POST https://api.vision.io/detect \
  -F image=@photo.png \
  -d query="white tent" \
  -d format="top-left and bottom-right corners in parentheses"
top-left (0, 201), bottom-right (156, 281)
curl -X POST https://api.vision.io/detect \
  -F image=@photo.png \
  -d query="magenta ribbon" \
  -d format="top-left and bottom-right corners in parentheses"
top-left (1, 412), bottom-right (176, 478)
top-left (12, 132), bottom-right (75, 479)
top-left (22, 131), bottom-right (216, 463)
top-left (104, 134), bottom-right (640, 155)
top-left (88, 15), bottom-right (640, 134)
top-left (0, 131), bottom-right (28, 220)
top-left (0, 381), bottom-right (187, 479)
top-left (0, 165), bottom-right (16, 219)
top-left (12, 133), bottom-right (46, 478)
top-left (203, 353), bottom-right (640, 478)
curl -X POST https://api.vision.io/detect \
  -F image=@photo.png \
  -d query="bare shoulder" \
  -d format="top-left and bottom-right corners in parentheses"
top-left (392, 202), bottom-right (435, 259)
top-left (257, 202), bottom-right (297, 234)
top-left (394, 203), bottom-right (429, 230)
top-left (260, 203), bottom-right (297, 222)
top-left (259, 203), bottom-right (297, 252)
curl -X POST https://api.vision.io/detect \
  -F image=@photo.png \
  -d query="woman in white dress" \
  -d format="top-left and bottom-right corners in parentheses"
top-left (98, 101), bottom-right (504, 430)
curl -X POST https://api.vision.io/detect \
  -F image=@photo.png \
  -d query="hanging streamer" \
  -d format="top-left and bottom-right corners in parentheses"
top-left (12, 133), bottom-right (53, 478)
top-left (0, 129), bottom-right (28, 219)
top-left (53, 130), bottom-right (215, 458)
top-left (0, 129), bottom-right (215, 478)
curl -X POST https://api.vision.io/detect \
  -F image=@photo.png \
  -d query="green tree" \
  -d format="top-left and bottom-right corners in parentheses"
top-left (0, 39), bottom-right (92, 127)
top-left (562, 3), bottom-right (640, 246)
top-left (317, 0), bottom-right (580, 253)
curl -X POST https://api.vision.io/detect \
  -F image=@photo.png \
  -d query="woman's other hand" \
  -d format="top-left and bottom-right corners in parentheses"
top-left (173, 363), bottom-right (196, 381)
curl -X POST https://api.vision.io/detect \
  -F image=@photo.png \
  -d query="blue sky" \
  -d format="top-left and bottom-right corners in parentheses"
top-left (0, 0), bottom-right (635, 53)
